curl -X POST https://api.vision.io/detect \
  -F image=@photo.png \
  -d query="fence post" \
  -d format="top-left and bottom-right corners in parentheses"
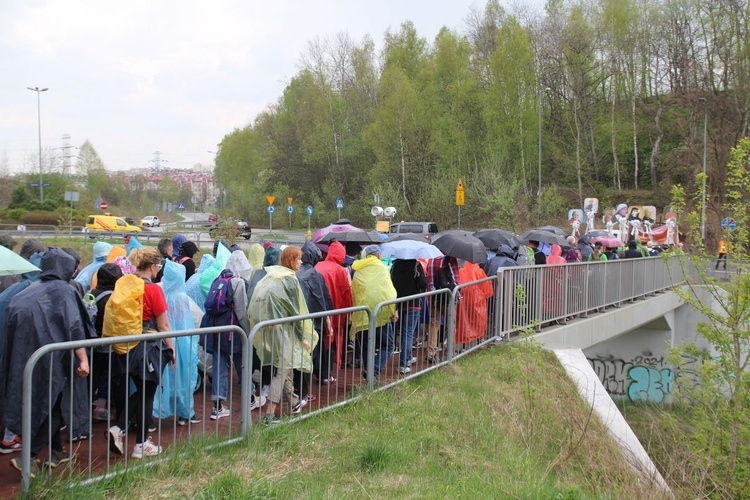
top-left (446, 290), bottom-right (457, 362)
top-left (366, 307), bottom-right (377, 391)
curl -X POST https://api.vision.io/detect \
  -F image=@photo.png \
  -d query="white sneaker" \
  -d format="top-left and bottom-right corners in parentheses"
top-left (210, 404), bottom-right (231, 420)
top-left (108, 425), bottom-right (124, 456)
top-left (409, 357), bottom-right (417, 365)
top-left (398, 366), bottom-right (411, 374)
top-left (250, 395), bottom-right (267, 411)
top-left (131, 437), bottom-right (162, 459)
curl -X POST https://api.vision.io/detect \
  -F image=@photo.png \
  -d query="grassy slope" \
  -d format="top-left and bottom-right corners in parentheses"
top-left (35, 344), bottom-right (666, 499)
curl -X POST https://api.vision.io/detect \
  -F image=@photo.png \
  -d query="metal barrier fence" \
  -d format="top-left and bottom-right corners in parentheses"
top-left (17, 255), bottom-right (686, 492)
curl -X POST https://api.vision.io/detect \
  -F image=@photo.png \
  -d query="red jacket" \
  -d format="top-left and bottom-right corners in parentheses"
top-left (315, 241), bottom-right (352, 367)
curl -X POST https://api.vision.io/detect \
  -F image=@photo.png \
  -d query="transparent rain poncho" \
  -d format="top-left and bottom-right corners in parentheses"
top-left (227, 249), bottom-right (252, 281)
top-left (248, 265), bottom-right (318, 372)
top-left (153, 260), bottom-right (199, 419)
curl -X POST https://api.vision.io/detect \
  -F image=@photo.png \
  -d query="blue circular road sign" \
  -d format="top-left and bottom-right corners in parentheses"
top-left (287, 206), bottom-right (294, 214)
top-left (307, 205), bottom-right (313, 215)
top-left (268, 206), bottom-right (275, 213)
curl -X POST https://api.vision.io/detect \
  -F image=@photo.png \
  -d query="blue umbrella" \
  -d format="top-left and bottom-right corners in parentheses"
top-left (380, 240), bottom-right (444, 260)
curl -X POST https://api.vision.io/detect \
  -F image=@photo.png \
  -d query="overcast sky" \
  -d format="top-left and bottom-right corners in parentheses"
top-left (1, 0), bottom-right (541, 175)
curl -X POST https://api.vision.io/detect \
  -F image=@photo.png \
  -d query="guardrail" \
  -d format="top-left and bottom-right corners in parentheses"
top-left (16, 255), bottom-right (687, 492)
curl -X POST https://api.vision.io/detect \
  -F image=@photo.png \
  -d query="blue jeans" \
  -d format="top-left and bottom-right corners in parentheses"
top-left (211, 350), bottom-right (243, 402)
top-left (399, 308), bottom-right (420, 368)
top-left (366, 323), bottom-right (395, 376)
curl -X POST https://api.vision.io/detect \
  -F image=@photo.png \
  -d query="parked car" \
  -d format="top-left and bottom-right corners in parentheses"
top-left (208, 214), bottom-right (218, 222)
top-left (123, 216), bottom-right (135, 225)
top-left (389, 221), bottom-right (439, 241)
top-left (141, 215), bottom-right (161, 227)
top-left (85, 215), bottom-right (142, 234)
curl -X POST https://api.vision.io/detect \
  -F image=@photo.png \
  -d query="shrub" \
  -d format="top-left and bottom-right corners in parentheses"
top-left (21, 211), bottom-right (60, 226)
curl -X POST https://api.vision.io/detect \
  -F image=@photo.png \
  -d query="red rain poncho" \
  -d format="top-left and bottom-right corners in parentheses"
top-left (455, 262), bottom-right (493, 344)
top-left (314, 241), bottom-right (352, 368)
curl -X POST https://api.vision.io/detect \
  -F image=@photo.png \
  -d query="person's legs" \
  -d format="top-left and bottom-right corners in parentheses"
top-left (373, 323), bottom-right (395, 375)
top-left (29, 394), bottom-right (64, 458)
top-left (427, 301), bottom-right (444, 359)
top-left (211, 351), bottom-right (230, 405)
top-left (114, 374), bottom-right (131, 431)
top-left (127, 375), bottom-right (157, 444)
top-left (400, 308), bottom-right (419, 369)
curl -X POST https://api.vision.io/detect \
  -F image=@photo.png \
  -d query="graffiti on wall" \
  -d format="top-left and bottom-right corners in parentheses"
top-left (587, 354), bottom-right (673, 403)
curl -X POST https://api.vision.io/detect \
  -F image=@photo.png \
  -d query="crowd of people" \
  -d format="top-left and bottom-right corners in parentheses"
top-left (0, 228), bottom-right (668, 477)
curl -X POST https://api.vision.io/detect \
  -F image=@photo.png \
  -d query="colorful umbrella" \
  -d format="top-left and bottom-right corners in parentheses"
top-left (380, 239), bottom-right (444, 260)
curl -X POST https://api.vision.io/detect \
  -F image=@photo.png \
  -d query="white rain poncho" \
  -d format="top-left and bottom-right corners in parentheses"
top-left (248, 265), bottom-right (318, 372)
top-left (153, 260), bottom-right (198, 419)
top-left (227, 249), bottom-right (252, 281)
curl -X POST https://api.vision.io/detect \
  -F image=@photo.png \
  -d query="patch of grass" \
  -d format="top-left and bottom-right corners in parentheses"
top-left (256, 233), bottom-right (289, 241)
top-left (43, 344), bottom-right (667, 499)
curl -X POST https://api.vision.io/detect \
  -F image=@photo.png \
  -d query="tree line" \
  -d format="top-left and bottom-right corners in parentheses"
top-left (213, 0), bottom-right (748, 242)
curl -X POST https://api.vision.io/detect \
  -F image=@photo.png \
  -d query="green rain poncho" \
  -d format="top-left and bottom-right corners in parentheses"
top-left (248, 265), bottom-right (318, 372)
top-left (350, 256), bottom-right (397, 334)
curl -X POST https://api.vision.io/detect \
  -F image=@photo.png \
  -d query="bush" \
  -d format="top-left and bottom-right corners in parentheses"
top-left (21, 211), bottom-right (60, 226)
top-left (0, 208), bottom-right (28, 224)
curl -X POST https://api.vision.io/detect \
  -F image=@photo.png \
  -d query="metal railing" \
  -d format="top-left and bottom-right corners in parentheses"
top-left (16, 255), bottom-right (688, 492)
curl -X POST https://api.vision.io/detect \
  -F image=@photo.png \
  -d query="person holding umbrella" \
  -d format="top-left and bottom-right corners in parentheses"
top-left (390, 258), bottom-right (427, 374)
top-left (425, 256), bottom-right (460, 364)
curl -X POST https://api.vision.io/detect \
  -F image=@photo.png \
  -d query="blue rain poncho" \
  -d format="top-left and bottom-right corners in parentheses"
top-left (186, 254), bottom-right (215, 313)
top-left (248, 265), bottom-right (318, 372)
top-left (74, 241), bottom-right (112, 292)
top-left (153, 260), bottom-right (199, 419)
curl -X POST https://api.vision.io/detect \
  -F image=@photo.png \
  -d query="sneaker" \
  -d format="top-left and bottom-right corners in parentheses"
top-left (398, 366), bottom-right (411, 374)
top-left (44, 449), bottom-right (73, 469)
top-left (93, 408), bottom-right (111, 422)
top-left (413, 339), bottom-right (423, 348)
top-left (250, 395), bottom-right (267, 411)
top-left (263, 414), bottom-right (282, 425)
top-left (291, 398), bottom-right (308, 415)
top-left (70, 432), bottom-right (89, 442)
top-left (210, 404), bottom-right (231, 420)
top-left (0, 437), bottom-right (22, 454)
top-left (177, 415), bottom-right (202, 426)
top-left (409, 357), bottom-right (417, 365)
top-left (131, 437), bottom-right (162, 459)
top-left (321, 376), bottom-right (336, 384)
top-left (148, 424), bottom-right (158, 433)
top-left (10, 458), bottom-right (41, 478)
top-left (108, 425), bottom-right (124, 456)
top-left (347, 340), bottom-right (355, 351)
top-left (426, 355), bottom-right (438, 364)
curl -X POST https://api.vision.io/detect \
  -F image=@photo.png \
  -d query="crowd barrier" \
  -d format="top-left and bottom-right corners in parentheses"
top-left (17, 256), bottom-right (687, 492)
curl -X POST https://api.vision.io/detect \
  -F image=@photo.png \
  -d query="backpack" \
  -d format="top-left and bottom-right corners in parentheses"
top-left (515, 245), bottom-right (535, 266)
top-left (177, 256), bottom-right (191, 265)
top-left (433, 265), bottom-right (456, 291)
top-left (203, 270), bottom-right (235, 318)
top-left (102, 274), bottom-right (145, 354)
top-left (83, 290), bottom-right (113, 322)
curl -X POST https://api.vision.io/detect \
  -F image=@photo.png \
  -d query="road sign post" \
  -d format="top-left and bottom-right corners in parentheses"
top-left (456, 179), bottom-right (465, 230)
top-left (64, 191), bottom-right (79, 236)
top-left (287, 205), bottom-right (293, 229)
top-left (306, 205), bottom-right (313, 232)
top-left (336, 199), bottom-right (344, 219)
top-left (268, 205), bottom-right (275, 232)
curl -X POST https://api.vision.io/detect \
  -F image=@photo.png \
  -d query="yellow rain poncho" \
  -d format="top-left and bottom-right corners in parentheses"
top-left (350, 256), bottom-right (396, 334)
top-left (248, 265), bottom-right (318, 372)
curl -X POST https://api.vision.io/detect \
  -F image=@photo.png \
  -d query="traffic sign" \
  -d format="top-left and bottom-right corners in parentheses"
top-left (268, 206), bottom-right (275, 213)
top-left (100, 201), bottom-right (108, 210)
top-left (28, 182), bottom-right (51, 187)
top-left (456, 178), bottom-right (465, 206)
top-left (721, 218), bottom-right (737, 230)
top-left (177, 202), bottom-right (186, 210)
top-left (266, 196), bottom-right (276, 205)
top-left (287, 206), bottom-right (293, 214)
top-left (287, 197), bottom-right (293, 205)
top-left (307, 205), bottom-right (313, 216)
top-left (336, 199), bottom-right (344, 209)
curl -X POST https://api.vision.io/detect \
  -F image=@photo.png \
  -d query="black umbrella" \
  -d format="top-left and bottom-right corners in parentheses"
top-left (431, 230), bottom-right (487, 264)
top-left (317, 231), bottom-right (382, 245)
top-left (535, 225), bottom-right (569, 237)
top-left (518, 229), bottom-right (569, 247)
top-left (473, 229), bottom-right (518, 250)
top-left (384, 233), bottom-right (428, 243)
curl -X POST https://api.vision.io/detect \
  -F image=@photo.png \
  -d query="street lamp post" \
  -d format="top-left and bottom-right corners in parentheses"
top-left (27, 86), bottom-right (48, 204)
top-left (700, 97), bottom-right (708, 241)
top-left (538, 87), bottom-right (550, 219)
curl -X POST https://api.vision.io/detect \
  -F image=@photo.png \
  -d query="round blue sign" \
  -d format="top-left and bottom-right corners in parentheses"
top-left (268, 206), bottom-right (275, 213)
top-left (306, 205), bottom-right (313, 215)
top-left (287, 206), bottom-right (293, 214)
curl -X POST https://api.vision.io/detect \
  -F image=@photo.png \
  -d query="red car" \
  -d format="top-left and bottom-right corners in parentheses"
top-left (208, 214), bottom-right (218, 222)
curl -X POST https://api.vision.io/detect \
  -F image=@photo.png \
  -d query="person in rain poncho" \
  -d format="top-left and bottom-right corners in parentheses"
top-left (2, 248), bottom-right (92, 474)
top-left (350, 245), bottom-right (397, 377)
top-left (247, 245), bottom-right (281, 301)
top-left (314, 240), bottom-right (352, 370)
top-left (172, 234), bottom-right (187, 260)
top-left (542, 244), bottom-right (566, 319)
top-left (249, 246), bottom-right (318, 424)
top-left (153, 260), bottom-right (201, 426)
top-left (455, 260), bottom-right (493, 346)
top-left (75, 241), bottom-right (112, 292)
top-left (186, 254), bottom-right (215, 312)
top-left (484, 244), bottom-right (518, 277)
top-left (247, 243), bottom-right (265, 283)
top-left (226, 249), bottom-right (253, 281)
top-left (297, 240), bottom-right (335, 394)
top-left (175, 241), bottom-right (199, 281)
top-left (0, 248), bottom-right (43, 453)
